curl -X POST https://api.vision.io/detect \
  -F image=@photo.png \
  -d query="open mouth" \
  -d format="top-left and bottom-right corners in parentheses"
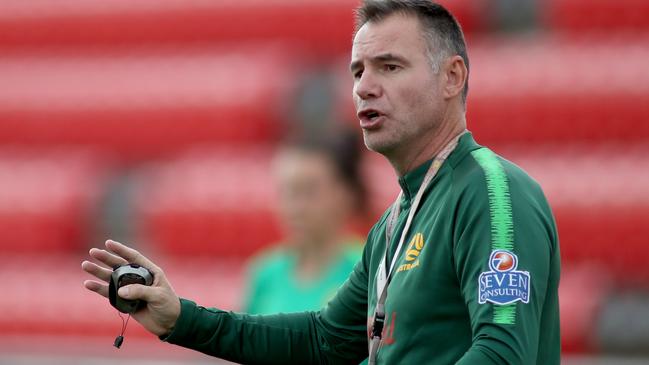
top-left (358, 109), bottom-right (385, 130)
top-left (359, 109), bottom-right (383, 122)
top-left (366, 110), bottom-right (380, 120)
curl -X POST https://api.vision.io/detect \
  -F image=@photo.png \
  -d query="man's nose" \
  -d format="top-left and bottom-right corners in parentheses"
top-left (354, 71), bottom-right (382, 100)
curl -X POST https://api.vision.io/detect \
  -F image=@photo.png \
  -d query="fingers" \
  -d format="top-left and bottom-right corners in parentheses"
top-left (84, 239), bottom-right (165, 304)
top-left (81, 260), bottom-right (112, 282)
top-left (105, 240), bottom-right (162, 275)
top-left (84, 280), bottom-right (109, 298)
top-left (118, 284), bottom-right (156, 303)
top-left (89, 247), bottom-right (128, 269)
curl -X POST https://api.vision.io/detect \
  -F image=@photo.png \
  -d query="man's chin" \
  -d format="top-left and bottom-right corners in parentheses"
top-left (363, 135), bottom-right (396, 155)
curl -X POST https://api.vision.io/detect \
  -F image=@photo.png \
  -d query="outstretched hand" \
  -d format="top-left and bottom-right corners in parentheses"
top-left (82, 240), bottom-right (181, 337)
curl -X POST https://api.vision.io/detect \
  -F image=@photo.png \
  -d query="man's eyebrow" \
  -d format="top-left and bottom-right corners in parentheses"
top-left (373, 53), bottom-right (408, 64)
top-left (350, 53), bottom-right (408, 72)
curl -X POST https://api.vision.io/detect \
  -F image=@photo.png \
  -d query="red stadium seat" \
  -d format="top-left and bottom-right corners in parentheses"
top-left (544, 0), bottom-right (649, 33)
top-left (559, 265), bottom-right (611, 353)
top-left (466, 37), bottom-right (649, 145)
top-left (133, 148), bottom-right (283, 257)
top-left (504, 145), bottom-right (649, 282)
top-left (0, 149), bottom-right (109, 253)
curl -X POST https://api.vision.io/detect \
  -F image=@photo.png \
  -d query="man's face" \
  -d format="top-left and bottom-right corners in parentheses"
top-left (351, 13), bottom-right (444, 158)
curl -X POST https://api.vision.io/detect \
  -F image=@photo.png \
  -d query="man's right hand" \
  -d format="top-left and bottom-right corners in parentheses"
top-left (82, 240), bottom-right (181, 337)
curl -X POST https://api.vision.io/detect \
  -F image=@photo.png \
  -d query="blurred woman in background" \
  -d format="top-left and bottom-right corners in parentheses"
top-left (243, 129), bottom-right (368, 314)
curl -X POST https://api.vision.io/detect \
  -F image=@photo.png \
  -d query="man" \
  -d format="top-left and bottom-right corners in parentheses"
top-left (82, 1), bottom-right (560, 364)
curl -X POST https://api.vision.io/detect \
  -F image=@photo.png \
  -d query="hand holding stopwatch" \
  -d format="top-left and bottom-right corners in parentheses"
top-left (108, 263), bottom-right (154, 348)
top-left (109, 263), bottom-right (153, 313)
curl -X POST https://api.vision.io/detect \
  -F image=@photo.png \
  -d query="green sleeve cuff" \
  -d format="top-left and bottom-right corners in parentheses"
top-left (159, 298), bottom-right (199, 344)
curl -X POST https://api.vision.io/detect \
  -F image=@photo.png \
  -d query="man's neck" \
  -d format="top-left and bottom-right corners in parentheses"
top-left (390, 118), bottom-right (466, 177)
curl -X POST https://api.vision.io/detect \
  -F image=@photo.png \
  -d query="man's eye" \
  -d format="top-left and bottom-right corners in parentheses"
top-left (385, 64), bottom-right (399, 72)
top-left (353, 70), bottom-right (364, 79)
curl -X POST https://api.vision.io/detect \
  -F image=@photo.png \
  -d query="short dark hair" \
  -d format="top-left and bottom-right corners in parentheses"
top-left (355, 0), bottom-right (469, 103)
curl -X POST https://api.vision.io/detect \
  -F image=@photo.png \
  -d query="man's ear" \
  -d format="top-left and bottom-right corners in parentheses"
top-left (443, 55), bottom-right (468, 100)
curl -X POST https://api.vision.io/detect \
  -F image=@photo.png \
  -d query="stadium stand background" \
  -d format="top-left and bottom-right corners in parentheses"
top-left (0, 0), bottom-right (647, 364)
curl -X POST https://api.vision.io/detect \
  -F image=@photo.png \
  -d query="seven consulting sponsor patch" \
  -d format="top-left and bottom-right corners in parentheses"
top-left (478, 250), bottom-right (530, 305)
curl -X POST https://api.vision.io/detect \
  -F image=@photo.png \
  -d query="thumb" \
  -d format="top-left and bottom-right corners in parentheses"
top-left (118, 284), bottom-right (156, 302)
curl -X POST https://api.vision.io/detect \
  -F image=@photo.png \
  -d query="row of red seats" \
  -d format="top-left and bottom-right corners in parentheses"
top-left (0, 0), bottom-right (488, 55)
top-left (1, 38), bottom-right (647, 162)
top-left (2, 0), bottom-right (646, 54)
top-left (545, 0), bottom-right (649, 33)
top-left (466, 37), bottom-right (649, 145)
top-left (0, 46), bottom-right (299, 162)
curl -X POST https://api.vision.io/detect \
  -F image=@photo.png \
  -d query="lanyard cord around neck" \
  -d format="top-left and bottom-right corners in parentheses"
top-left (368, 131), bottom-right (466, 365)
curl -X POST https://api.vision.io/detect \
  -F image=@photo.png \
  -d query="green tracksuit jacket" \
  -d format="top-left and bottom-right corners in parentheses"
top-left (162, 133), bottom-right (561, 364)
